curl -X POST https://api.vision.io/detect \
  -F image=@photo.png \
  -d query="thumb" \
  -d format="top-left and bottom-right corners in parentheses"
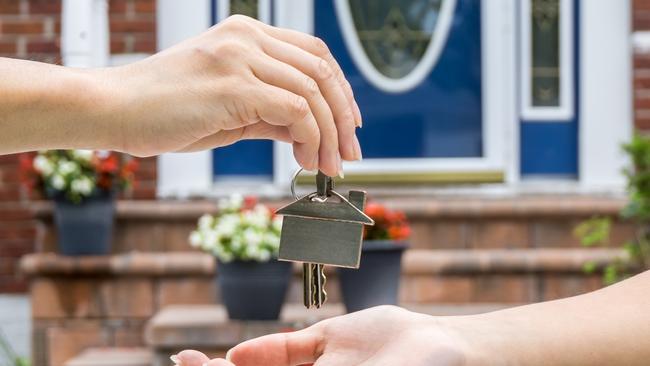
top-left (227, 327), bottom-right (322, 366)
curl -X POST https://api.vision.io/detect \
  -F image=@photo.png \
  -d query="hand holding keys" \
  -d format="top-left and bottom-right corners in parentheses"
top-left (276, 170), bottom-right (374, 309)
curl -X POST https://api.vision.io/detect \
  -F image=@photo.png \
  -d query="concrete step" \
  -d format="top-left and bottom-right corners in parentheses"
top-left (64, 348), bottom-right (152, 366)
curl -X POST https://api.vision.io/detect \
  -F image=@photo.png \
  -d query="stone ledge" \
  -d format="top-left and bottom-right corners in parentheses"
top-left (145, 303), bottom-right (513, 349)
top-left (21, 248), bottom-right (625, 278)
top-left (64, 348), bottom-right (152, 366)
top-left (29, 195), bottom-right (627, 220)
top-left (20, 252), bottom-right (215, 277)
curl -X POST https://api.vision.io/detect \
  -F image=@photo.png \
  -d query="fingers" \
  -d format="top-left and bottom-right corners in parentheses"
top-left (227, 328), bottom-right (322, 366)
top-left (250, 54), bottom-right (346, 175)
top-left (173, 350), bottom-right (234, 366)
top-left (252, 83), bottom-right (328, 174)
top-left (177, 123), bottom-right (292, 153)
top-left (246, 18), bottom-right (362, 127)
top-left (259, 38), bottom-right (360, 163)
top-left (173, 350), bottom-right (209, 366)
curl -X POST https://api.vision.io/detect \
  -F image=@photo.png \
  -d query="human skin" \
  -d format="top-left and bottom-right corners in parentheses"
top-left (176, 269), bottom-right (650, 365)
top-left (0, 15), bottom-right (362, 177)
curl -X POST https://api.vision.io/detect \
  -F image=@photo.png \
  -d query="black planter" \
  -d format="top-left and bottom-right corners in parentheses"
top-left (53, 194), bottom-right (115, 256)
top-left (338, 240), bottom-right (407, 313)
top-left (217, 259), bottom-right (292, 320)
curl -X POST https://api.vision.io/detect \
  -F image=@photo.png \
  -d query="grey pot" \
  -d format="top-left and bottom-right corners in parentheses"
top-left (54, 194), bottom-right (115, 256)
top-left (337, 240), bottom-right (408, 313)
top-left (217, 259), bottom-right (292, 320)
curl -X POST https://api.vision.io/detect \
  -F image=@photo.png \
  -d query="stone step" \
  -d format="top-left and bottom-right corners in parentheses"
top-left (64, 348), bottom-right (152, 366)
top-left (31, 196), bottom-right (636, 253)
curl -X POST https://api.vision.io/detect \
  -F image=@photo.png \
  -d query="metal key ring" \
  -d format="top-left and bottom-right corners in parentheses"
top-left (290, 168), bottom-right (352, 205)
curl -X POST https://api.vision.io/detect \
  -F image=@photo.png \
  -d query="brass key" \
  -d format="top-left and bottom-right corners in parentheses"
top-left (277, 170), bottom-right (374, 309)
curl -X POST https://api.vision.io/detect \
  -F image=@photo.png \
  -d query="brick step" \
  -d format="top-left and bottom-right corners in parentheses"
top-left (32, 196), bottom-right (636, 253)
top-left (65, 348), bottom-right (151, 366)
top-left (146, 303), bottom-right (515, 362)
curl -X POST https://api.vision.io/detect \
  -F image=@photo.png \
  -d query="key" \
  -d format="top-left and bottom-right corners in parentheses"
top-left (277, 170), bottom-right (374, 309)
top-left (303, 263), bottom-right (327, 308)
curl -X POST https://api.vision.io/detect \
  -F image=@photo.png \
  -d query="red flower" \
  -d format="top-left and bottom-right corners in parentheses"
top-left (98, 154), bottom-right (119, 174)
top-left (243, 196), bottom-right (258, 210)
top-left (363, 201), bottom-right (411, 241)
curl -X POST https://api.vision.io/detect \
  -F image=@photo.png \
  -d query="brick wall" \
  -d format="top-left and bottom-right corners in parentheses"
top-left (635, 0), bottom-right (650, 130)
top-left (0, 0), bottom-right (157, 293)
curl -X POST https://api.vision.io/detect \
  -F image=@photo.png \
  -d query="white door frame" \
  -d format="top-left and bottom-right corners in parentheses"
top-left (156, 0), bottom-right (632, 197)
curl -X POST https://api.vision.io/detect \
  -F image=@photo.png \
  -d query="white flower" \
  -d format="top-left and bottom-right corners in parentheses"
top-left (189, 231), bottom-right (203, 247)
top-left (198, 214), bottom-right (214, 230)
top-left (33, 155), bottom-right (54, 176)
top-left (243, 228), bottom-right (262, 247)
top-left (243, 209), bottom-right (269, 229)
top-left (51, 174), bottom-right (65, 190)
top-left (71, 177), bottom-right (93, 195)
top-left (272, 216), bottom-right (283, 232)
top-left (58, 160), bottom-right (78, 176)
top-left (203, 230), bottom-right (219, 249)
top-left (72, 149), bottom-right (94, 162)
top-left (215, 214), bottom-right (240, 237)
top-left (258, 250), bottom-right (271, 262)
top-left (219, 194), bottom-right (243, 212)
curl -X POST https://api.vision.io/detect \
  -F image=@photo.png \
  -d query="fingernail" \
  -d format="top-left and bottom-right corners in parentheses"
top-left (170, 354), bottom-right (181, 365)
top-left (226, 349), bottom-right (233, 361)
top-left (337, 152), bottom-right (344, 179)
top-left (353, 101), bottom-right (362, 128)
top-left (353, 136), bottom-right (362, 161)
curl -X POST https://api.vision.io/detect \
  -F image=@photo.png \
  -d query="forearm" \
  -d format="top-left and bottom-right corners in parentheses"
top-left (454, 270), bottom-right (650, 365)
top-left (0, 57), bottom-right (120, 154)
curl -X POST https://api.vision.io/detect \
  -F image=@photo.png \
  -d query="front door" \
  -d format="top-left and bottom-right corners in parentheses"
top-left (317, 0), bottom-right (483, 160)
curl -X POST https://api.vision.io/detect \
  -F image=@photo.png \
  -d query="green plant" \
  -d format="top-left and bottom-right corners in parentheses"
top-left (575, 133), bottom-right (650, 284)
top-left (189, 195), bottom-right (282, 262)
top-left (0, 328), bottom-right (29, 366)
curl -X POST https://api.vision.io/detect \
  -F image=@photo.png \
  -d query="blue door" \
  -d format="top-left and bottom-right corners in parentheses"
top-left (316, 0), bottom-right (483, 160)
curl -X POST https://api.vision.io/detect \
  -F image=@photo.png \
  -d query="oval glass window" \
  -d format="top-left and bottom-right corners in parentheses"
top-left (335, 0), bottom-right (457, 93)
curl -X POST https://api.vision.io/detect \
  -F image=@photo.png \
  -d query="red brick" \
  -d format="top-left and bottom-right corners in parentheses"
top-left (0, 41), bottom-right (16, 53)
top-left (467, 219), bottom-right (530, 249)
top-left (110, 38), bottom-right (127, 53)
top-left (47, 323), bottom-right (108, 366)
top-left (100, 279), bottom-right (154, 318)
top-left (409, 220), bottom-right (466, 249)
top-left (131, 186), bottom-right (156, 200)
top-left (400, 276), bottom-right (474, 303)
top-left (0, 207), bottom-right (32, 221)
top-left (0, 258), bottom-right (15, 275)
top-left (0, 225), bottom-right (36, 240)
top-left (0, 154), bottom-right (19, 164)
top-left (31, 278), bottom-right (97, 319)
top-left (635, 97), bottom-right (650, 109)
top-left (134, 0), bottom-right (154, 13)
top-left (29, 0), bottom-right (62, 14)
top-left (0, 240), bottom-right (34, 256)
top-left (473, 275), bottom-right (537, 303)
top-left (133, 37), bottom-right (155, 53)
top-left (109, 0), bottom-right (129, 14)
top-left (27, 40), bottom-right (59, 53)
top-left (0, 276), bottom-right (26, 292)
top-left (0, 185), bottom-right (22, 201)
top-left (0, 0), bottom-right (19, 14)
top-left (110, 19), bottom-right (155, 33)
top-left (158, 278), bottom-right (215, 307)
top-left (0, 20), bottom-right (44, 34)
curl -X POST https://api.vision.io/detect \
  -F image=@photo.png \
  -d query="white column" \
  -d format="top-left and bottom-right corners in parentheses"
top-left (156, 0), bottom-right (213, 197)
top-left (579, 0), bottom-right (632, 189)
top-left (61, 0), bottom-right (109, 67)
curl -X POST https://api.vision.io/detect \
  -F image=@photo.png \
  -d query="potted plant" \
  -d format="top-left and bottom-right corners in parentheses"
top-left (338, 202), bottom-right (410, 312)
top-left (189, 195), bottom-right (292, 320)
top-left (21, 150), bottom-right (137, 256)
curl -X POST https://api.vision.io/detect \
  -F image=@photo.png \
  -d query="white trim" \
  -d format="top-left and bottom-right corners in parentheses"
top-left (633, 31), bottom-right (650, 54)
top-left (157, 0), bottom-right (213, 198)
top-left (579, 0), bottom-right (631, 188)
top-left (520, 0), bottom-right (574, 121)
top-left (61, 0), bottom-right (109, 68)
top-left (273, 0), bottom-right (314, 188)
top-left (281, 0), bottom-right (515, 182)
top-left (216, 0), bottom-right (272, 23)
top-left (333, 0), bottom-right (456, 94)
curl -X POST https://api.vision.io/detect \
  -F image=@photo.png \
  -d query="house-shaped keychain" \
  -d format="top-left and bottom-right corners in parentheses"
top-left (276, 172), bottom-right (374, 269)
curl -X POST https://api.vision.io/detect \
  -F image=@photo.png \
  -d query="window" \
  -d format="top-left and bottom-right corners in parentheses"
top-left (520, 0), bottom-right (573, 120)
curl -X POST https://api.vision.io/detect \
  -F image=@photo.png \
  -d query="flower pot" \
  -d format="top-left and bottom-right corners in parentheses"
top-left (53, 194), bottom-right (115, 256)
top-left (217, 259), bottom-right (292, 320)
top-left (337, 240), bottom-right (408, 313)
